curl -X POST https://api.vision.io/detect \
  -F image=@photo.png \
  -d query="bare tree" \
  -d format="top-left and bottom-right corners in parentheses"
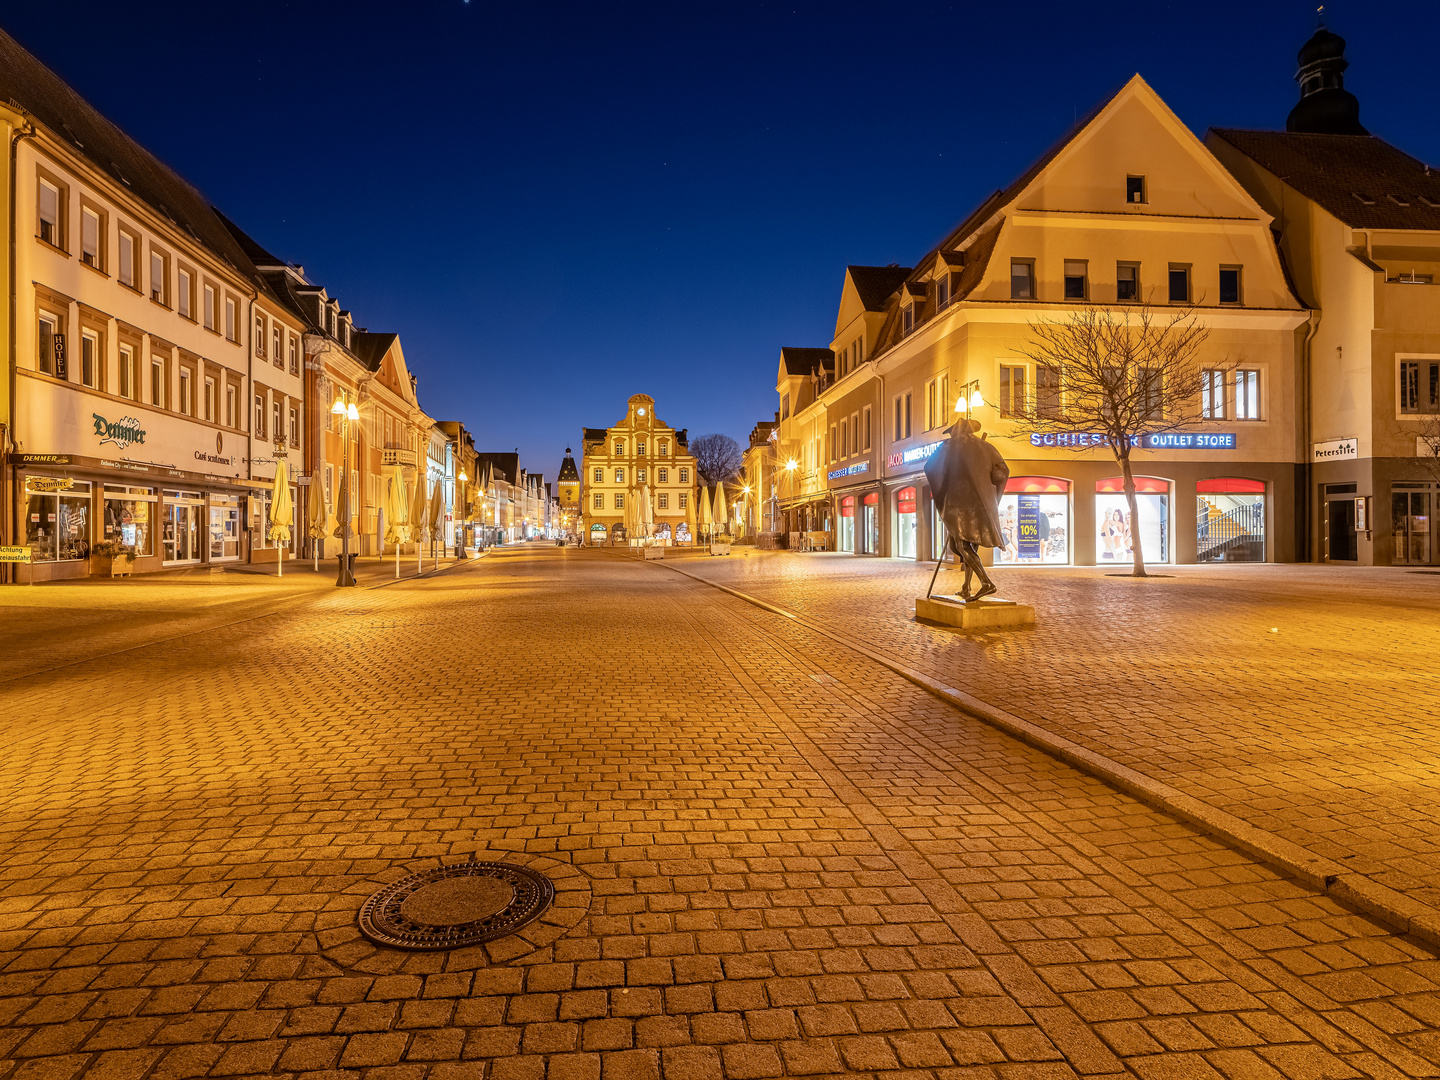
top-left (1403, 415), bottom-right (1440, 485)
top-left (1020, 303), bottom-right (1226, 577)
top-left (690, 433), bottom-right (743, 487)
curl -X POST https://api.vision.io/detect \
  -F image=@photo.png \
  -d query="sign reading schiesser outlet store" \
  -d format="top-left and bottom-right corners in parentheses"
top-left (16, 383), bottom-right (244, 478)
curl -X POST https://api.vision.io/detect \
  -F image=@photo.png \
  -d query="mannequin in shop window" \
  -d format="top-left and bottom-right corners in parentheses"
top-left (924, 416), bottom-right (1009, 601)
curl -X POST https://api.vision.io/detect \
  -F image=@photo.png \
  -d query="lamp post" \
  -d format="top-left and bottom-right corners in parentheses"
top-left (741, 485), bottom-right (751, 539)
top-left (455, 470), bottom-right (467, 559)
top-left (782, 458), bottom-right (797, 539)
top-left (331, 391), bottom-right (360, 587)
top-left (956, 380), bottom-right (985, 416)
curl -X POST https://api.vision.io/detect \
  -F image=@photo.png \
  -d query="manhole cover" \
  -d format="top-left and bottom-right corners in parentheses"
top-left (358, 861), bottom-right (554, 950)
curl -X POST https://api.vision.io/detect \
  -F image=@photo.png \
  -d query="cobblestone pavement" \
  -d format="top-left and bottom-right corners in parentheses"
top-left (4, 546), bottom-right (1440, 1080)
top-left (675, 553), bottom-right (1440, 911)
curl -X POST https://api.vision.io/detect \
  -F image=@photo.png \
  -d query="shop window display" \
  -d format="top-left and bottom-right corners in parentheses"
top-left (838, 496), bottom-right (856, 552)
top-left (102, 485), bottom-right (154, 556)
top-left (1196, 478), bottom-right (1265, 563)
top-left (1096, 477), bottom-right (1169, 564)
top-left (862, 493), bottom-right (879, 554)
top-left (25, 478), bottom-right (93, 562)
top-left (996, 478), bottom-right (1069, 565)
top-left (896, 487), bottom-right (917, 559)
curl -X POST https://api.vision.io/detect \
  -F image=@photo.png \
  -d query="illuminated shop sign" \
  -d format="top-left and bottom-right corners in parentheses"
top-left (887, 441), bottom-right (945, 468)
top-left (828, 462), bottom-right (869, 480)
top-left (1028, 431), bottom-right (1235, 450)
top-left (92, 413), bottom-right (146, 450)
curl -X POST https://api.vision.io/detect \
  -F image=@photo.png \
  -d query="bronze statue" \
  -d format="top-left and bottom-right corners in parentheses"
top-left (923, 416), bottom-right (1010, 602)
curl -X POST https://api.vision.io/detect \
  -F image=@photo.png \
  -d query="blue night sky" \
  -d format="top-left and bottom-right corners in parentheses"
top-left (6, 2), bottom-right (1437, 478)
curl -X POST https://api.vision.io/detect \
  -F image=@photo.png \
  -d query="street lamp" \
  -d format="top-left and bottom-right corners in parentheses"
top-left (331, 392), bottom-right (360, 587)
top-left (955, 379), bottom-right (985, 414)
top-left (455, 470), bottom-right (468, 559)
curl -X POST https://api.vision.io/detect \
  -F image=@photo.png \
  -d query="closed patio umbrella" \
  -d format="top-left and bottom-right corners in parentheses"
top-left (712, 481), bottom-right (728, 536)
top-left (410, 475), bottom-right (430, 574)
top-left (696, 481), bottom-right (712, 537)
top-left (333, 472), bottom-right (355, 541)
top-left (307, 473), bottom-right (328, 571)
top-left (428, 482), bottom-right (444, 557)
top-left (269, 460), bottom-right (293, 578)
top-left (637, 482), bottom-right (654, 540)
top-left (384, 474), bottom-right (408, 577)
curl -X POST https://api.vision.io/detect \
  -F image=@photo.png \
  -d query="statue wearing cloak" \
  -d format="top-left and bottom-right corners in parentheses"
top-left (923, 417), bottom-right (1009, 600)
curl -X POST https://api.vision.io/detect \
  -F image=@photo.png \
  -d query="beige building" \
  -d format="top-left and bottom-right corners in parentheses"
top-left (581, 394), bottom-right (697, 544)
top-left (1207, 25), bottom-right (1440, 566)
top-left (777, 74), bottom-right (1309, 565)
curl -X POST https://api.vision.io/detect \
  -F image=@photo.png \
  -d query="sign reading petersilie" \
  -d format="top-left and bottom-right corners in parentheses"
top-left (1313, 437), bottom-right (1358, 463)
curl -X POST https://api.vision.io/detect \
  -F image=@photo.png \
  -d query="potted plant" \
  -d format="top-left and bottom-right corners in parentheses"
top-left (90, 539), bottom-right (137, 578)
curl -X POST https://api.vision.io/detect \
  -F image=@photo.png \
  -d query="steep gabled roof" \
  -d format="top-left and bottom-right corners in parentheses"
top-left (847, 266), bottom-right (913, 311)
top-left (477, 452), bottom-right (519, 485)
top-left (1209, 129), bottom-right (1440, 230)
top-left (780, 347), bottom-right (834, 377)
top-left (0, 27), bottom-right (259, 281)
top-left (557, 453), bottom-right (579, 482)
top-left (351, 332), bottom-right (398, 372)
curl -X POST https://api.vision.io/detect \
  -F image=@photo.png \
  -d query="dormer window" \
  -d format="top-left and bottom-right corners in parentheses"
top-left (936, 275), bottom-right (951, 309)
top-left (903, 306), bottom-right (917, 335)
top-left (1127, 175), bottom-right (1146, 204)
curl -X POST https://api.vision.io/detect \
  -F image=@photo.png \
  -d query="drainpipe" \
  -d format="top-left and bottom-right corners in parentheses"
top-left (6, 115), bottom-right (35, 584)
top-left (1300, 310), bottom-right (1320, 561)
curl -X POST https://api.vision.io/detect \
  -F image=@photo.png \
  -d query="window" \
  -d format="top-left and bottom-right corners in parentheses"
top-left (614, 440), bottom-right (624, 455)
top-left (1011, 259), bottom-right (1035, 300)
top-left (118, 230), bottom-right (136, 288)
top-left (119, 344), bottom-right (134, 399)
top-left (850, 413), bottom-right (859, 456)
top-left (254, 393), bottom-right (265, 437)
top-left (614, 493), bottom-right (625, 509)
top-left (255, 314), bottom-right (265, 357)
top-left (839, 420), bottom-right (847, 459)
top-left (1036, 363), bottom-right (1061, 418)
top-left (81, 330), bottom-right (98, 388)
top-left (999, 364), bottom-right (1027, 418)
top-left (1219, 266), bottom-right (1242, 305)
top-left (1139, 367), bottom-right (1163, 420)
top-left (1168, 265), bottom-right (1190, 303)
top-left (38, 179), bottom-right (61, 246)
top-left (658, 467), bottom-right (668, 483)
top-left (593, 467), bottom-right (603, 483)
top-left (179, 369), bottom-right (192, 416)
top-left (659, 440), bottom-right (669, 456)
top-left (926, 374), bottom-right (950, 429)
top-left (1064, 260), bottom-right (1087, 301)
top-left (862, 406), bottom-right (872, 450)
top-left (273, 325), bottom-right (282, 368)
top-left (637, 441), bottom-right (646, 456)
top-left (679, 467), bottom-right (689, 483)
top-left (204, 284), bottom-right (217, 330)
top-left (593, 492), bottom-right (603, 509)
top-left (679, 492), bottom-right (688, 509)
top-left (893, 392), bottom-right (912, 440)
top-left (1234, 369), bottom-right (1260, 420)
top-left (829, 424), bottom-right (837, 462)
top-left (1117, 262), bottom-right (1139, 302)
top-left (781, 393), bottom-right (790, 420)
top-left (102, 484), bottom-right (155, 557)
top-left (178, 268), bottom-right (192, 318)
top-left (903, 305), bottom-right (917, 335)
top-left (151, 359), bottom-right (166, 408)
top-left (224, 297), bottom-right (236, 341)
top-left (288, 335), bottom-right (299, 374)
top-left (936, 275), bottom-right (951, 309)
top-left (637, 468), bottom-right (646, 483)
top-left (226, 385), bottom-right (237, 427)
top-left (81, 207), bottom-right (101, 268)
top-left (37, 314), bottom-right (57, 376)
top-left (615, 468), bottom-right (625, 483)
top-left (1401, 360), bottom-right (1440, 414)
top-left (1201, 369), bottom-right (1226, 419)
top-left (204, 377), bottom-right (216, 422)
top-left (1127, 175), bottom-right (1146, 204)
top-left (273, 401), bottom-right (282, 440)
top-left (150, 251), bottom-right (166, 304)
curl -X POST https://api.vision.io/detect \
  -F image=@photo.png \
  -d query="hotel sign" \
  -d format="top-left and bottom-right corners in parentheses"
top-left (828, 462), bottom-right (869, 480)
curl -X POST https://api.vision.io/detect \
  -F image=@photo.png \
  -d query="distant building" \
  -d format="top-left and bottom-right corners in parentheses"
top-left (580, 394), bottom-right (697, 545)
top-left (556, 449), bottom-right (580, 537)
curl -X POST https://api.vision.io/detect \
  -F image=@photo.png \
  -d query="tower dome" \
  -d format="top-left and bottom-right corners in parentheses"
top-left (1286, 23), bottom-right (1367, 135)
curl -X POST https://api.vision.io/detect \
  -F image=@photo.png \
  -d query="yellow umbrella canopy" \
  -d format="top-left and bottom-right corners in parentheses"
top-left (410, 475), bottom-right (430, 542)
top-left (637, 482), bottom-right (654, 535)
top-left (384, 473), bottom-right (408, 546)
top-left (696, 482), bottom-right (712, 531)
top-left (712, 481), bottom-right (728, 532)
top-left (428, 480), bottom-right (444, 536)
top-left (268, 460), bottom-right (293, 546)
top-left (333, 472), bottom-right (355, 540)
top-left (307, 472), bottom-right (328, 540)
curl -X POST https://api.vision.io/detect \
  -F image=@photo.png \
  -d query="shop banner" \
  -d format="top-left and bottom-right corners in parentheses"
top-left (1017, 494), bottom-right (1041, 559)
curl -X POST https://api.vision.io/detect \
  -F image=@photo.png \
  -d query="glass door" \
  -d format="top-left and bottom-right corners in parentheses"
top-left (164, 492), bottom-right (204, 564)
top-left (1392, 490), bottom-right (1431, 564)
top-left (209, 503), bottom-right (240, 561)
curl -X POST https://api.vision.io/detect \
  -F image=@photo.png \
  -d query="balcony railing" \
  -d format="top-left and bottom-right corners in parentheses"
top-left (381, 447), bottom-right (418, 467)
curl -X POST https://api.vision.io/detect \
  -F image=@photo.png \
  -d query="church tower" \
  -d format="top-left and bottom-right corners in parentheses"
top-left (1286, 21), bottom-right (1367, 135)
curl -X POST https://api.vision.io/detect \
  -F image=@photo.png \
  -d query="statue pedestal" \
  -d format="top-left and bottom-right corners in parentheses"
top-left (915, 595), bottom-right (1035, 629)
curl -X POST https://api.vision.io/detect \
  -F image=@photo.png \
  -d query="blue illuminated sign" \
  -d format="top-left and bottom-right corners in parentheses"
top-left (1028, 431), bottom-right (1235, 450)
top-left (828, 461), bottom-right (869, 480)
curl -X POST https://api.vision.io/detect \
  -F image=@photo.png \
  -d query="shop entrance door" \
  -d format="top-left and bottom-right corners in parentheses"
top-left (209, 502), bottom-right (240, 561)
top-left (1325, 497), bottom-right (1358, 562)
top-left (862, 493), bottom-right (879, 554)
top-left (896, 487), bottom-right (917, 559)
top-left (163, 494), bottom-right (204, 565)
top-left (1392, 487), bottom-right (1432, 565)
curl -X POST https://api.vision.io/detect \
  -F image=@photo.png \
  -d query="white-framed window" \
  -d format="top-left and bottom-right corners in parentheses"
top-left (614, 493), bottom-right (625, 509)
top-left (289, 407), bottom-right (298, 446)
top-left (936, 274), bottom-right (951, 309)
top-left (254, 392), bottom-right (265, 437)
top-left (226, 384), bottom-right (237, 427)
top-left (679, 492), bottom-right (688, 508)
top-left (659, 440), bottom-right (669, 456)
top-left (1139, 367), bottom-right (1163, 421)
top-left (81, 330), bottom-right (98, 388)
top-left (224, 297), bottom-right (237, 341)
top-left (1219, 266), bottom-right (1243, 305)
top-left (1011, 259), bottom-right (1035, 300)
top-left (178, 268), bottom-right (192, 318)
top-left (679, 467), bottom-right (689, 483)
top-left (1064, 260), bottom-right (1087, 301)
top-left (615, 468), bottom-right (625, 483)
top-left (151, 358), bottom-right (166, 408)
top-left (862, 406), bottom-right (872, 450)
top-left (204, 284), bottom-right (217, 330)
top-left (118, 344), bottom-right (134, 399)
top-left (1201, 369), bottom-right (1226, 419)
top-left (38, 178), bottom-right (61, 246)
top-left (272, 401), bottom-right (282, 438)
top-left (851, 412), bottom-right (859, 456)
top-left (179, 368), bottom-right (192, 416)
top-left (272, 324), bottom-right (282, 367)
top-left (658, 468), bottom-right (668, 483)
top-left (999, 365), bottom-right (1027, 418)
top-left (1401, 359), bottom-right (1440, 415)
top-left (150, 250), bottom-right (166, 304)
top-left (593, 492), bottom-right (603, 509)
top-left (614, 440), bottom-right (624, 455)
top-left (829, 424), bottom-right (837, 462)
top-left (838, 420), bottom-right (847, 459)
top-left (118, 229), bottom-right (136, 288)
top-left (593, 467), bottom-right (603, 482)
top-left (903, 305), bottom-right (917, 335)
top-left (288, 334), bottom-right (299, 374)
top-left (658, 492), bottom-right (669, 509)
top-left (637, 468), bottom-right (647, 483)
top-left (893, 392), bottom-right (912, 440)
top-left (81, 207), bottom-right (101, 268)
top-left (637, 440), bottom-right (646, 456)
top-left (204, 376), bottom-right (216, 421)
top-left (255, 314), bottom-right (265, 357)
top-left (1234, 369), bottom-right (1260, 420)
top-left (37, 313), bottom-right (58, 376)
top-left (926, 374), bottom-right (950, 429)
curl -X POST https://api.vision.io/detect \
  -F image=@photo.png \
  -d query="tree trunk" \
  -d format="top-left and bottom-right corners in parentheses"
top-left (1119, 449), bottom-right (1147, 578)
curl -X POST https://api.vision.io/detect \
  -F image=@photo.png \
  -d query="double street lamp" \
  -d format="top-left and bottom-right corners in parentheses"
top-left (455, 470), bottom-right (467, 559)
top-left (331, 391), bottom-right (360, 587)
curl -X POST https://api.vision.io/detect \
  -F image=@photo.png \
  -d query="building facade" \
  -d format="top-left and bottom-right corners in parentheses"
top-left (580, 394), bottom-right (697, 544)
